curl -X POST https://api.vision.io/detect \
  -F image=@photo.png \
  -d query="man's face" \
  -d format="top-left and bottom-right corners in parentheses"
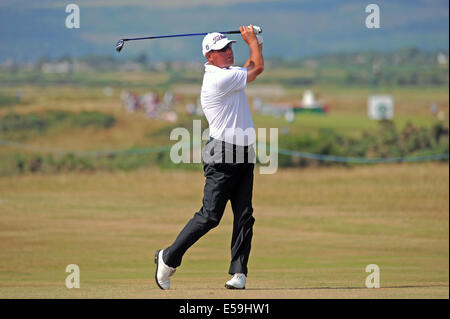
top-left (206, 43), bottom-right (234, 68)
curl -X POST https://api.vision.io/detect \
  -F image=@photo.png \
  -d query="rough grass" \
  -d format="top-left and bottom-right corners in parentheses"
top-left (0, 163), bottom-right (448, 298)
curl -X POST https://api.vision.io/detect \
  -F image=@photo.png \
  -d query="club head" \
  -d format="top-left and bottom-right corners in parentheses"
top-left (115, 39), bottom-right (125, 52)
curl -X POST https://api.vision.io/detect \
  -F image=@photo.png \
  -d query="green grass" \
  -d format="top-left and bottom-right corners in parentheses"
top-left (0, 163), bottom-right (447, 298)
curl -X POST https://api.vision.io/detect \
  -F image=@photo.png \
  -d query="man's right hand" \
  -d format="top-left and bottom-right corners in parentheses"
top-left (240, 25), bottom-right (258, 46)
top-left (241, 24), bottom-right (264, 83)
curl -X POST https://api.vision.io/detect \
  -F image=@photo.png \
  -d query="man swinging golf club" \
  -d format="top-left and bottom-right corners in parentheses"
top-left (155, 24), bottom-right (264, 290)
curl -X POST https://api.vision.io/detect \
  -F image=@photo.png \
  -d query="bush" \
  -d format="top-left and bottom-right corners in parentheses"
top-left (0, 113), bottom-right (48, 132)
top-left (0, 110), bottom-right (115, 134)
top-left (277, 121), bottom-right (449, 167)
top-left (0, 93), bottom-right (20, 108)
top-left (69, 111), bottom-right (115, 128)
top-left (3, 121), bottom-right (448, 176)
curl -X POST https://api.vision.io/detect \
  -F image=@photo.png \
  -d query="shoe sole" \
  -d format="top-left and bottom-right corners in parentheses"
top-left (154, 249), bottom-right (165, 290)
top-left (225, 284), bottom-right (245, 290)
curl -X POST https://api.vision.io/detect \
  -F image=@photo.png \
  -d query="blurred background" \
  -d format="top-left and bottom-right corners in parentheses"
top-left (0, 0), bottom-right (448, 172)
top-left (0, 0), bottom-right (448, 298)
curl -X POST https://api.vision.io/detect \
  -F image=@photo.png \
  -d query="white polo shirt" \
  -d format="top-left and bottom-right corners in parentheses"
top-left (200, 62), bottom-right (255, 146)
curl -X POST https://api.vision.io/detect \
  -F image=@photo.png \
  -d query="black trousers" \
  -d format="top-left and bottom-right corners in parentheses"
top-left (163, 138), bottom-right (256, 275)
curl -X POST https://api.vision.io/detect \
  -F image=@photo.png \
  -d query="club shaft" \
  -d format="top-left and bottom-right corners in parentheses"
top-left (122, 30), bottom-right (241, 42)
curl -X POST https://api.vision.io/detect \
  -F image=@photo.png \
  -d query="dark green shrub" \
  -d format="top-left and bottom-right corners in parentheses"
top-left (0, 110), bottom-right (116, 134)
top-left (0, 113), bottom-right (48, 132)
top-left (69, 111), bottom-right (115, 128)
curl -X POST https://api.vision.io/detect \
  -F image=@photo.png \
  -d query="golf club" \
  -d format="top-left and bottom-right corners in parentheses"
top-left (115, 26), bottom-right (262, 52)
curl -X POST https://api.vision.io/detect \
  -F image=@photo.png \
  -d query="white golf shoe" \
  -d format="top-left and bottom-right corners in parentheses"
top-left (154, 249), bottom-right (176, 290)
top-left (225, 273), bottom-right (246, 289)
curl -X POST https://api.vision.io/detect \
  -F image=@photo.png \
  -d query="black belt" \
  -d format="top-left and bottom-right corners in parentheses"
top-left (208, 137), bottom-right (252, 153)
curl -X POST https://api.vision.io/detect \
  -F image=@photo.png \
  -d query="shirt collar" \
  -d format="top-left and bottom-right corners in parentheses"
top-left (204, 62), bottom-right (231, 71)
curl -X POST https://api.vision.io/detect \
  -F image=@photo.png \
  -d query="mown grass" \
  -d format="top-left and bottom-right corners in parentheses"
top-left (0, 163), bottom-right (447, 298)
top-left (0, 81), bottom-right (448, 298)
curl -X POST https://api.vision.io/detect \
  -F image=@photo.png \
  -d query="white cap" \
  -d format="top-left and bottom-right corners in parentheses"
top-left (202, 32), bottom-right (236, 57)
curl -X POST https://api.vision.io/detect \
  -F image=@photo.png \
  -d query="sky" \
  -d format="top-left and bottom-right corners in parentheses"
top-left (0, 0), bottom-right (448, 62)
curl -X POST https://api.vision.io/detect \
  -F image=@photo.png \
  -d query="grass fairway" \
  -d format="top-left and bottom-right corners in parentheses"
top-left (0, 163), bottom-right (448, 299)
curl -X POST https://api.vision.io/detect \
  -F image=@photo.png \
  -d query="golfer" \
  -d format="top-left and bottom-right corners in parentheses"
top-left (155, 25), bottom-right (264, 290)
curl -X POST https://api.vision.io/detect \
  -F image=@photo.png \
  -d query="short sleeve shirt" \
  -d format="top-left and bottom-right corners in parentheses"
top-left (200, 62), bottom-right (255, 146)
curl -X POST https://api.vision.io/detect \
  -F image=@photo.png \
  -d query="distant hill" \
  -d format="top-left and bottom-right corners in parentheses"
top-left (0, 0), bottom-right (448, 63)
top-left (1, 48), bottom-right (447, 89)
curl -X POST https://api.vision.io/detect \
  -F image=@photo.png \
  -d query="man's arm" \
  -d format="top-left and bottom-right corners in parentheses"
top-left (243, 42), bottom-right (263, 69)
top-left (241, 25), bottom-right (264, 83)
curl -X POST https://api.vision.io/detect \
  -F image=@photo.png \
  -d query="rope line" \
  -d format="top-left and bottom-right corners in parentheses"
top-left (1, 139), bottom-right (448, 163)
